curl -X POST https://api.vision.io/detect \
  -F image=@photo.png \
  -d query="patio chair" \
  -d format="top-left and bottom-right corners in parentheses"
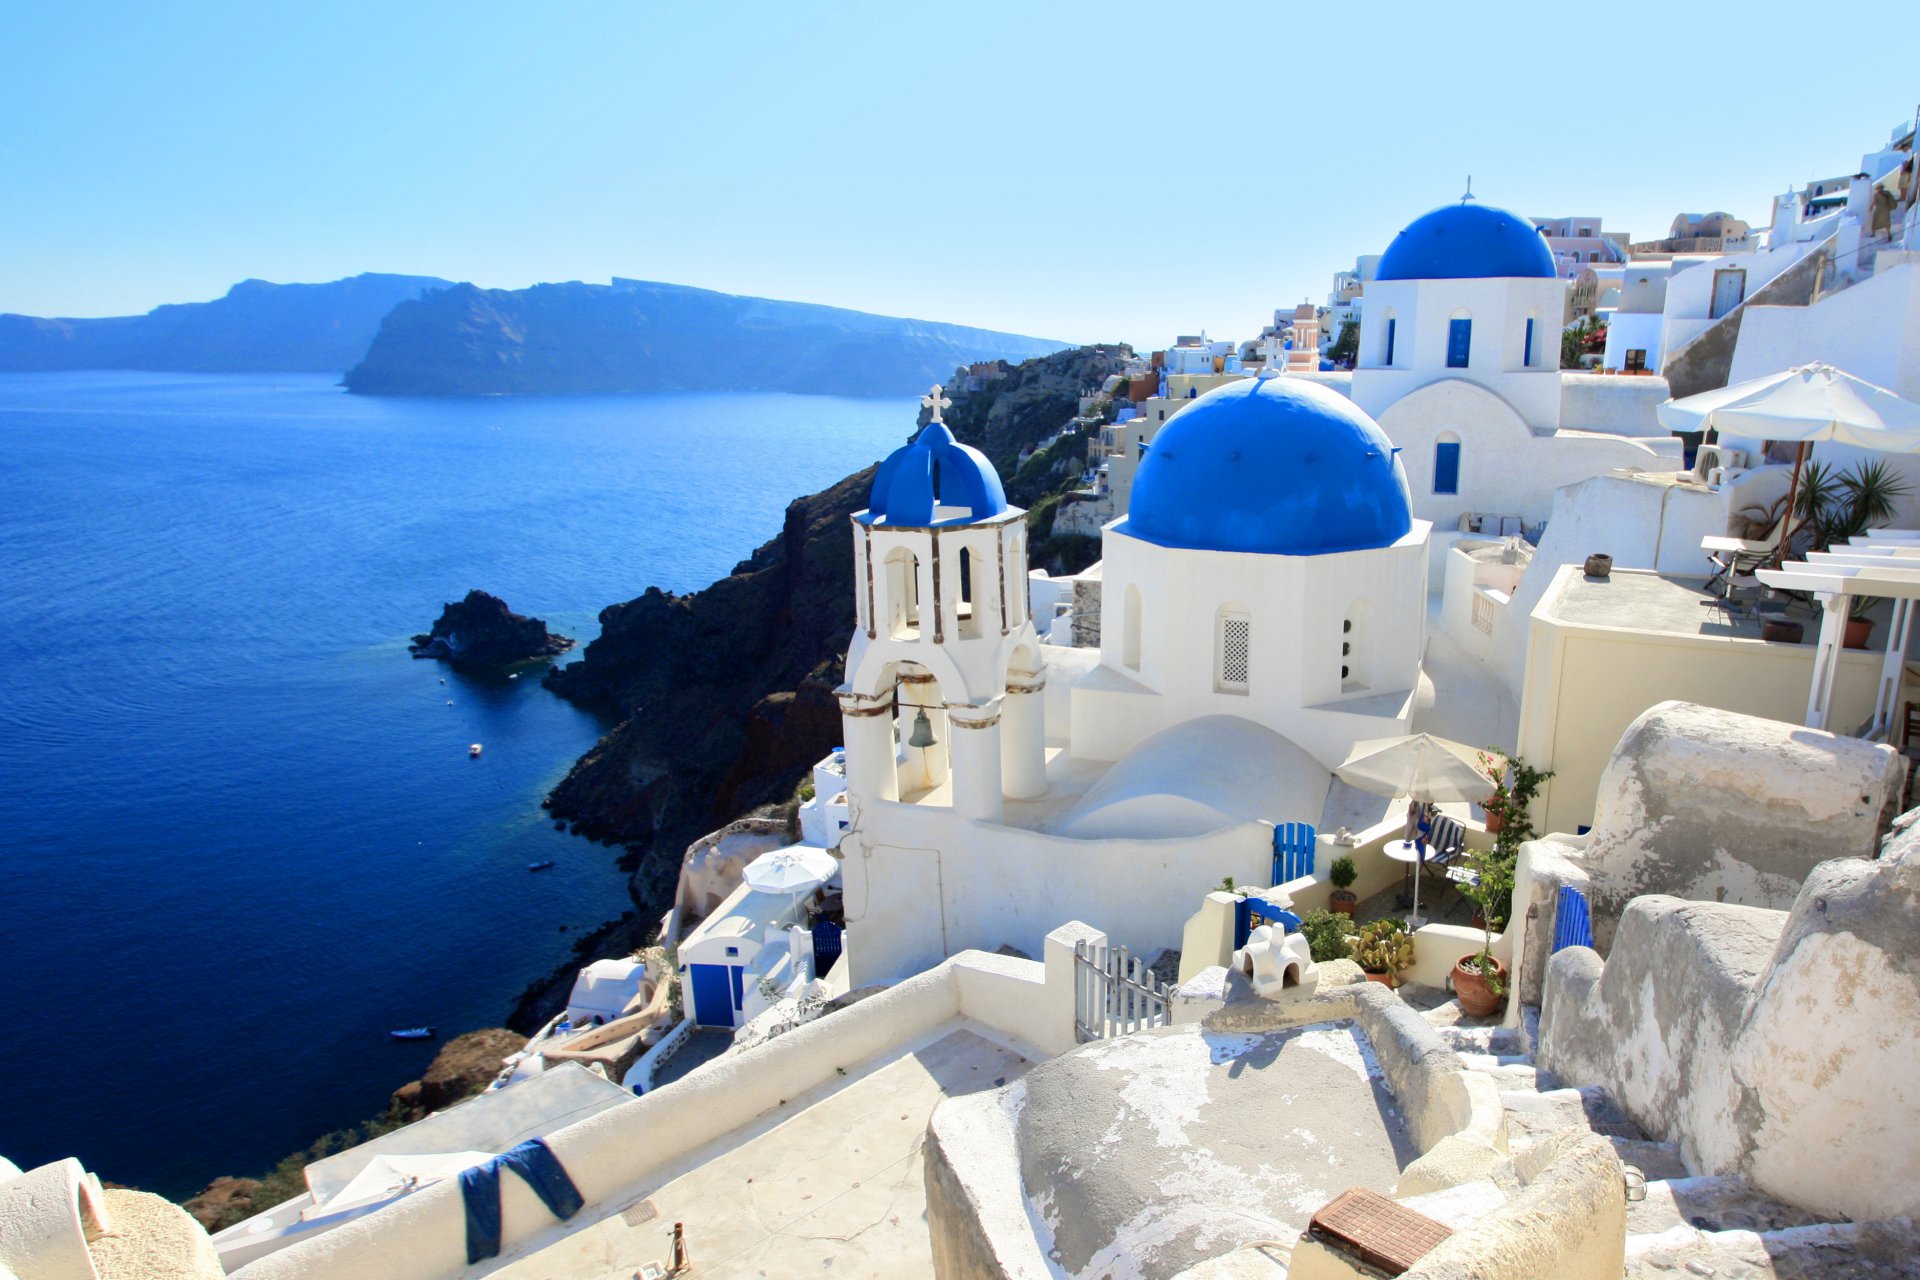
top-left (1702, 517), bottom-right (1791, 599)
top-left (1421, 815), bottom-right (1468, 900)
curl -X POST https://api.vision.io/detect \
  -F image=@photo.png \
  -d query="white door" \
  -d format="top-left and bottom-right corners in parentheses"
top-left (1709, 268), bottom-right (1747, 319)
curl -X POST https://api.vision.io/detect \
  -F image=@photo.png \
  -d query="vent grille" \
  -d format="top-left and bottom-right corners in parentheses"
top-left (1219, 613), bottom-right (1250, 690)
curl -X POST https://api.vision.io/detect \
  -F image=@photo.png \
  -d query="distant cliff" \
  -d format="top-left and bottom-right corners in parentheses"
top-left (343, 279), bottom-right (1066, 398)
top-left (0, 274), bottom-right (450, 373)
top-left (542, 344), bottom-right (1129, 908)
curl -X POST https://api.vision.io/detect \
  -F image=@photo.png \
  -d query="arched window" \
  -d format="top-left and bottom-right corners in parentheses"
top-left (1122, 584), bottom-right (1142, 670)
top-left (1342, 601), bottom-right (1371, 691)
top-left (957, 545), bottom-right (982, 639)
top-left (1447, 310), bottom-right (1472, 369)
top-left (1433, 431), bottom-right (1462, 496)
top-left (1216, 606), bottom-right (1251, 694)
top-left (884, 547), bottom-right (920, 640)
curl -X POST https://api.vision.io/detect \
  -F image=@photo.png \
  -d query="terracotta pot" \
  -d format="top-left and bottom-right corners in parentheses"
top-left (1845, 617), bottom-right (1874, 650)
top-left (1762, 619), bottom-right (1804, 644)
top-left (1364, 969), bottom-right (1400, 990)
top-left (1329, 889), bottom-right (1357, 916)
top-left (1484, 808), bottom-right (1505, 834)
top-left (1453, 954), bottom-right (1507, 1018)
top-left (1583, 553), bottom-right (1613, 579)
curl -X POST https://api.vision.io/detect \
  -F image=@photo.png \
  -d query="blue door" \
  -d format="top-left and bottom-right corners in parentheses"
top-left (689, 963), bottom-right (735, 1028)
top-left (1433, 441), bottom-right (1461, 495)
top-left (1523, 318), bottom-right (1536, 368)
top-left (1384, 317), bottom-right (1396, 366)
top-left (1447, 318), bottom-right (1472, 368)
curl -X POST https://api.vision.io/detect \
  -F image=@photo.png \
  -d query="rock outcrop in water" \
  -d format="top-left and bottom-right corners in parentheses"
top-left (543, 345), bottom-right (1130, 908)
top-left (411, 590), bottom-right (572, 668)
top-left (343, 278), bottom-right (1066, 397)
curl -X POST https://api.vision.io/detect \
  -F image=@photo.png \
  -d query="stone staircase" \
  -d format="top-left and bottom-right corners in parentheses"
top-left (1419, 1000), bottom-right (1912, 1278)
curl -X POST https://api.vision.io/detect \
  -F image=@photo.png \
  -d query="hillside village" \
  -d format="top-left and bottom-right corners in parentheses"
top-left (9, 116), bottom-right (1920, 1279)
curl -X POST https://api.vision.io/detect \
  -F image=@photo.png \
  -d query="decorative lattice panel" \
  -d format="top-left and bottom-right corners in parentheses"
top-left (1219, 613), bottom-right (1251, 689)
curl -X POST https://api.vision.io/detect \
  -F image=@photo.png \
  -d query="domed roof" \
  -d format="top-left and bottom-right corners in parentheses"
top-left (1126, 375), bottom-right (1412, 556)
top-left (862, 420), bottom-right (1008, 527)
top-left (1376, 199), bottom-right (1557, 281)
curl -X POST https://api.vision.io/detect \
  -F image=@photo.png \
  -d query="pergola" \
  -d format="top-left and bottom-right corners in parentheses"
top-left (1757, 534), bottom-right (1920, 737)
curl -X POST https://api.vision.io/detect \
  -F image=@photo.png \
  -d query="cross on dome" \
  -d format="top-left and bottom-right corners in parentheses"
top-left (922, 384), bottom-right (953, 424)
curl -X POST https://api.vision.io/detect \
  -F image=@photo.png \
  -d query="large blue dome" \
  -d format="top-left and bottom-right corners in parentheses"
top-left (861, 421), bottom-right (1008, 527)
top-left (1126, 375), bottom-right (1412, 556)
top-left (1376, 200), bottom-right (1557, 281)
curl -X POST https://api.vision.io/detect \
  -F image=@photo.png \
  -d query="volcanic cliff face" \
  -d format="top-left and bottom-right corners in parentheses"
top-left (0, 273), bottom-right (450, 373)
top-left (543, 344), bottom-right (1131, 906)
top-left (344, 279), bottom-right (1067, 397)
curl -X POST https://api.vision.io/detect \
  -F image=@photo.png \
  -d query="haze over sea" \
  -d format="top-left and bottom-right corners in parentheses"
top-left (0, 372), bottom-right (914, 1198)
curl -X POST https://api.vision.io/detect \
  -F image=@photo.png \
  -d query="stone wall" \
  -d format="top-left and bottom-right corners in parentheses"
top-left (1539, 813), bottom-right (1920, 1220)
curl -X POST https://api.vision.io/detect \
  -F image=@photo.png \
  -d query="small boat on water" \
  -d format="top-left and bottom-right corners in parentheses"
top-left (528, 859), bottom-right (557, 872)
top-left (389, 1027), bottom-right (436, 1040)
top-left (468, 743), bottom-right (483, 757)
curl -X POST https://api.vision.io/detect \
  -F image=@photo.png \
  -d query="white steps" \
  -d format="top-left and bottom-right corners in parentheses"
top-left (1415, 997), bottom-right (1888, 1277)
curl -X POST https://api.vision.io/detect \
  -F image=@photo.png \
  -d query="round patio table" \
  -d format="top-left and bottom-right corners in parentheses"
top-left (1381, 839), bottom-right (1434, 930)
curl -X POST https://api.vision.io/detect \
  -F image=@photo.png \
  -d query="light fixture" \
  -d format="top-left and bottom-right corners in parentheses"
top-left (907, 708), bottom-right (938, 750)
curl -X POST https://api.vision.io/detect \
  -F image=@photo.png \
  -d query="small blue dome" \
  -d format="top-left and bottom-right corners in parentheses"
top-left (1126, 376), bottom-right (1412, 556)
top-left (1376, 200), bottom-right (1557, 281)
top-left (862, 421), bottom-right (1008, 527)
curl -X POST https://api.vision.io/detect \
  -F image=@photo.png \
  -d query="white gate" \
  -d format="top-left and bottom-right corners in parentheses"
top-left (1073, 940), bottom-right (1172, 1042)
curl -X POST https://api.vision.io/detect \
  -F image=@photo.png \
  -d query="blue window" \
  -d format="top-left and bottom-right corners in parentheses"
top-left (1433, 441), bottom-right (1461, 495)
top-left (1524, 318), bottom-right (1535, 368)
top-left (1384, 318), bottom-right (1396, 366)
top-left (1447, 318), bottom-right (1472, 368)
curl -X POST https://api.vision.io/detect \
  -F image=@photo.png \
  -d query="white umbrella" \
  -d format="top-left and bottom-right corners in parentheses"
top-left (742, 845), bottom-right (839, 895)
top-left (1335, 734), bottom-right (1497, 929)
top-left (1335, 734), bottom-right (1495, 804)
top-left (1657, 364), bottom-right (1920, 563)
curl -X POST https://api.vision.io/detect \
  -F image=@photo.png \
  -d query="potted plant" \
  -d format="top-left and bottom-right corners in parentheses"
top-left (1327, 855), bottom-right (1358, 916)
top-left (1354, 918), bottom-right (1414, 989)
top-left (1298, 908), bottom-right (1353, 964)
top-left (1477, 750), bottom-right (1510, 833)
top-left (1451, 844), bottom-right (1514, 1018)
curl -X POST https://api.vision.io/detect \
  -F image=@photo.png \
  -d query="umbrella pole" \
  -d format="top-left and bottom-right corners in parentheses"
top-left (1776, 442), bottom-right (1808, 568)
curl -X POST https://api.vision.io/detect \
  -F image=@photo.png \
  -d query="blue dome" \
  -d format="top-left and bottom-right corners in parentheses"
top-left (862, 421), bottom-right (1008, 527)
top-left (1126, 376), bottom-right (1412, 556)
top-left (1376, 200), bottom-right (1557, 281)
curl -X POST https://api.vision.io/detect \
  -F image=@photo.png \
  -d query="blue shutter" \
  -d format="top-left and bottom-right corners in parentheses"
top-left (1384, 318), bottom-right (1396, 366)
top-left (1524, 318), bottom-right (1535, 368)
top-left (1447, 318), bottom-right (1472, 368)
top-left (1433, 442), bottom-right (1461, 495)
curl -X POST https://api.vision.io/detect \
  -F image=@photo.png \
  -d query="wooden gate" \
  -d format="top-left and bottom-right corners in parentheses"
top-left (1272, 822), bottom-right (1317, 887)
top-left (811, 918), bottom-right (843, 977)
top-left (1073, 940), bottom-right (1172, 1043)
top-left (1234, 894), bottom-right (1303, 951)
top-left (1552, 885), bottom-right (1595, 953)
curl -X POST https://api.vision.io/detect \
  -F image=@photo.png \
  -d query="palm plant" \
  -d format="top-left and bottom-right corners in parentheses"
top-left (1791, 459), bottom-right (1911, 618)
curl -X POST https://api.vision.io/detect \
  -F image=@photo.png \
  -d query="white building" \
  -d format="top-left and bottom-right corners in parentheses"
top-left (1350, 197), bottom-right (1683, 536)
top-left (836, 375), bottom-right (1432, 983)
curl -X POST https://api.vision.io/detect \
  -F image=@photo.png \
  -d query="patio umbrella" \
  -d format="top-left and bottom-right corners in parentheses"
top-left (742, 845), bottom-right (840, 895)
top-left (1335, 734), bottom-right (1497, 929)
top-left (1334, 734), bottom-right (1495, 804)
top-left (1657, 363), bottom-right (1920, 564)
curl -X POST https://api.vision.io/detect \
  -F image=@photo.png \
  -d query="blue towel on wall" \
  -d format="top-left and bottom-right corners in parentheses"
top-left (459, 1138), bottom-right (586, 1264)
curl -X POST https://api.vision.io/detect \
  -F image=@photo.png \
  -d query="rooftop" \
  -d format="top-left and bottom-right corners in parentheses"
top-left (489, 1025), bottom-right (1031, 1280)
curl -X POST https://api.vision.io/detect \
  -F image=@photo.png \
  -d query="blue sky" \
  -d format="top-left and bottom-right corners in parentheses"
top-left (3, 1), bottom-right (1912, 349)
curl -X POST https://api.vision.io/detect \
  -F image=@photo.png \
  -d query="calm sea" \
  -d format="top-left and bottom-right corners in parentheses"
top-left (0, 372), bottom-right (913, 1197)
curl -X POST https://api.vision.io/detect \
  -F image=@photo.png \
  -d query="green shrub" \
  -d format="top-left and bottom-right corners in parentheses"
top-left (1298, 908), bottom-right (1353, 963)
top-left (1328, 855), bottom-right (1357, 891)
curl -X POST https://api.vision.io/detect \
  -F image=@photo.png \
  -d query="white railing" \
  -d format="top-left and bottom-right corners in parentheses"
top-left (1073, 940), bottom-right (1171, 1042)
top-left (622, 1017), bottom-right (693, 1094)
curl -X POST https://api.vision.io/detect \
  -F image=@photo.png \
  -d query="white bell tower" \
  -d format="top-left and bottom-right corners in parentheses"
top-left (838, 386), bottom-right (1047, 823)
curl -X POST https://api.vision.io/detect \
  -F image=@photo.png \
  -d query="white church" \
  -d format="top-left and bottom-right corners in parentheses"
top-left (835, 377), bottom-right (1433, 983)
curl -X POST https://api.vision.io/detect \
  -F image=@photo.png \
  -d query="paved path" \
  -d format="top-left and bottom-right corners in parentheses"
top-left (489, 1025), bottom-right (1030, 1280)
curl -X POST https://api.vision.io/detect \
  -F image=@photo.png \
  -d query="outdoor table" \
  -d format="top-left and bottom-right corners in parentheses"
top-left (1381, 839), bottom-right (1434, 930)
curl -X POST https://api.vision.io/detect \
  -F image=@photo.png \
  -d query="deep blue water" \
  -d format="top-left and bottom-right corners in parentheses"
top-left (0, 373), bottom-right (914, 1197)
